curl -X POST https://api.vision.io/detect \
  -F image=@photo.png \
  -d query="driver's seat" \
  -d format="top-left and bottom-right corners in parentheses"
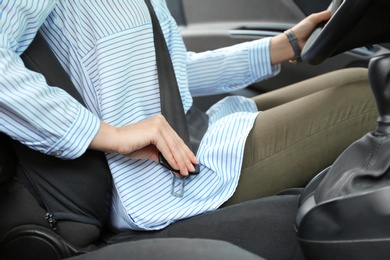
top-left (0, 32), bottom-right (264, 260)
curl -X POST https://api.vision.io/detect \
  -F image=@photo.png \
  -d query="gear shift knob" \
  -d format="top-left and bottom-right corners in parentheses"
top-left (368, 54), bottom-right (390, 126)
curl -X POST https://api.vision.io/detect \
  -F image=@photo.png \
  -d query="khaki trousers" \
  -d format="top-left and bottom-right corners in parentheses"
top-left (225, 68), bottom-right (378, 205)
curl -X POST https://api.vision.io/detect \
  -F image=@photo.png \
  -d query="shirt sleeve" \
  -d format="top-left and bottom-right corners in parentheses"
top-left (186, 37), bottom-right (281, 97)
top-left (0, 0), bottom-right (100, 159)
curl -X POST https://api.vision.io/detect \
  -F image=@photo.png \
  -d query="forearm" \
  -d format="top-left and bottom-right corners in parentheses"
top-left (187, 38), bottom-right (279, 97)
top-left (0, 0), bottom-right (98, 159)
top-left (0, 47), bottom-right (100, 159)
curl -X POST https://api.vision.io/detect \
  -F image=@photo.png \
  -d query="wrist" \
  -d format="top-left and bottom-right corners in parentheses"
top-left (89, 121), bottom-right (119, 153)
top-left (284, 29), bottom-right (302, 64)
top-left (270, 33), bottom-right (295, 65)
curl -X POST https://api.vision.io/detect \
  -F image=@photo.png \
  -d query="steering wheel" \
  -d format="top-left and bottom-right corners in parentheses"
top-left (301, 0), bottom-right (372, 65)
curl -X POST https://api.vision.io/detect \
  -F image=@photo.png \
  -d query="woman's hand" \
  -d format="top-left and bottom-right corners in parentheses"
top-left (291, 10), bottom-right (332, 50)
top-left (270, 10), bottom-right (332, 65)
top-left (89, 115), bottom-right (198, 176)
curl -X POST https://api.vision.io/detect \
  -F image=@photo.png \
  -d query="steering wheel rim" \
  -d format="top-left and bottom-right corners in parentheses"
top-left (301, 0), bottom-right (372, 65)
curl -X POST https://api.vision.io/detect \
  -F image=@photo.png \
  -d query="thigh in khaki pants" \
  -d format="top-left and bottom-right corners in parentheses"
top-left (225, 68), bottom-right (378, 205)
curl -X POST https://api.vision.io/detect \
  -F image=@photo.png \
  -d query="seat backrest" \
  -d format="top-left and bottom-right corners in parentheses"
top-left (0, 133), bottom-right (16, 190)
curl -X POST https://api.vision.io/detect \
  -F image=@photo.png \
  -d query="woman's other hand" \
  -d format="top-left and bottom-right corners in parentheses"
top-left (270, 10), bottom-right (332, 65)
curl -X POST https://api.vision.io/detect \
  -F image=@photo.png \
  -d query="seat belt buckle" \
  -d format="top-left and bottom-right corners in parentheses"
top-left (158, 153), bottom-right (200, 175)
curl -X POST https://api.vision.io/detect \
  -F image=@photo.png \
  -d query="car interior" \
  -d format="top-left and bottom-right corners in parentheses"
top-left (1, 0), bottom-right (390, 259)
top-left (166, 0), bottom-right (390, 111)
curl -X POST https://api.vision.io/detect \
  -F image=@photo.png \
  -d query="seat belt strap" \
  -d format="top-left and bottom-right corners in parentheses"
top-left (144, 0), bottom-right (191, 149)
top-left (21, 32), bottom-right (86, 106)
top-left (145, 0), bottom-right (201, 175)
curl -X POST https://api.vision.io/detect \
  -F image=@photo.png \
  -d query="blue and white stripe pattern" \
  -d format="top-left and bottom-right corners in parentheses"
top-left (0, 0), bottom-right (280, 230)
top-left (0, 0), bottom-right (100, 159)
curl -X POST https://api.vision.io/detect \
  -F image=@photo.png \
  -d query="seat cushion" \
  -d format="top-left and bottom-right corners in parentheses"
top-left (67, 238), bottom-right (264, 260)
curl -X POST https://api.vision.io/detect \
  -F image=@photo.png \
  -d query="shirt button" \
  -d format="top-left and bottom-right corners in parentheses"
top-left (52, 151), bottom-right (63, 157)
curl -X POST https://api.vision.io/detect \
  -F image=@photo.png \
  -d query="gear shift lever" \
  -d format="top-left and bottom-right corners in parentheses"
top-left (295, 54), bottom-right (390, 259)
top-left (369, 54), bottom-right (390, 129)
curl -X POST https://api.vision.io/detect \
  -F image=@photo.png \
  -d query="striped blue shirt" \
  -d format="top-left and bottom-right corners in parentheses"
top-left (0, 0), bottom-right (280, 230)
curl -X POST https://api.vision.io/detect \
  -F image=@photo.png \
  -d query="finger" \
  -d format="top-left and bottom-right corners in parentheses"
top-left (309, 10), bottom-right (332, 24)
top-left (159, 123), bottom-right (197, 175)
top-left (169, 131), bottom-right (198, 174)
top-left (163, 134), bottom-right (193, 176)
top-left (153, 130), bottom-right (190, 175)
top-left (151, 115), bottom-right (198, 176)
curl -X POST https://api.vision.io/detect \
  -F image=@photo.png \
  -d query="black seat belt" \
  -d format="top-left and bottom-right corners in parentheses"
top-left (145, 0), bottom-right (191, 148)
top-left (21, 32), bottom-right (86, 106)
top-left (145, 0), bottom-right (202, 174)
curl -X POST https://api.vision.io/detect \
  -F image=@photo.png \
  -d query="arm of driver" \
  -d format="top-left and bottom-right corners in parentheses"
top-left (270, 10), bottom-right (332, 65)
top-left (89, 115), bottom-right (198, 176)
top-left (0, 0), bottom-right (100, 160)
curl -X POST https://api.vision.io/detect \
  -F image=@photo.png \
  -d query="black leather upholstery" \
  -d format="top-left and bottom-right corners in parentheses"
top-left (296, 54), bottom-right (390, 259)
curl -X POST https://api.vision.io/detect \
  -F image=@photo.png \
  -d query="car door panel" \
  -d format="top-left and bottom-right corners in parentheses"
top-left (181, 0), bottom-right (305, 25)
